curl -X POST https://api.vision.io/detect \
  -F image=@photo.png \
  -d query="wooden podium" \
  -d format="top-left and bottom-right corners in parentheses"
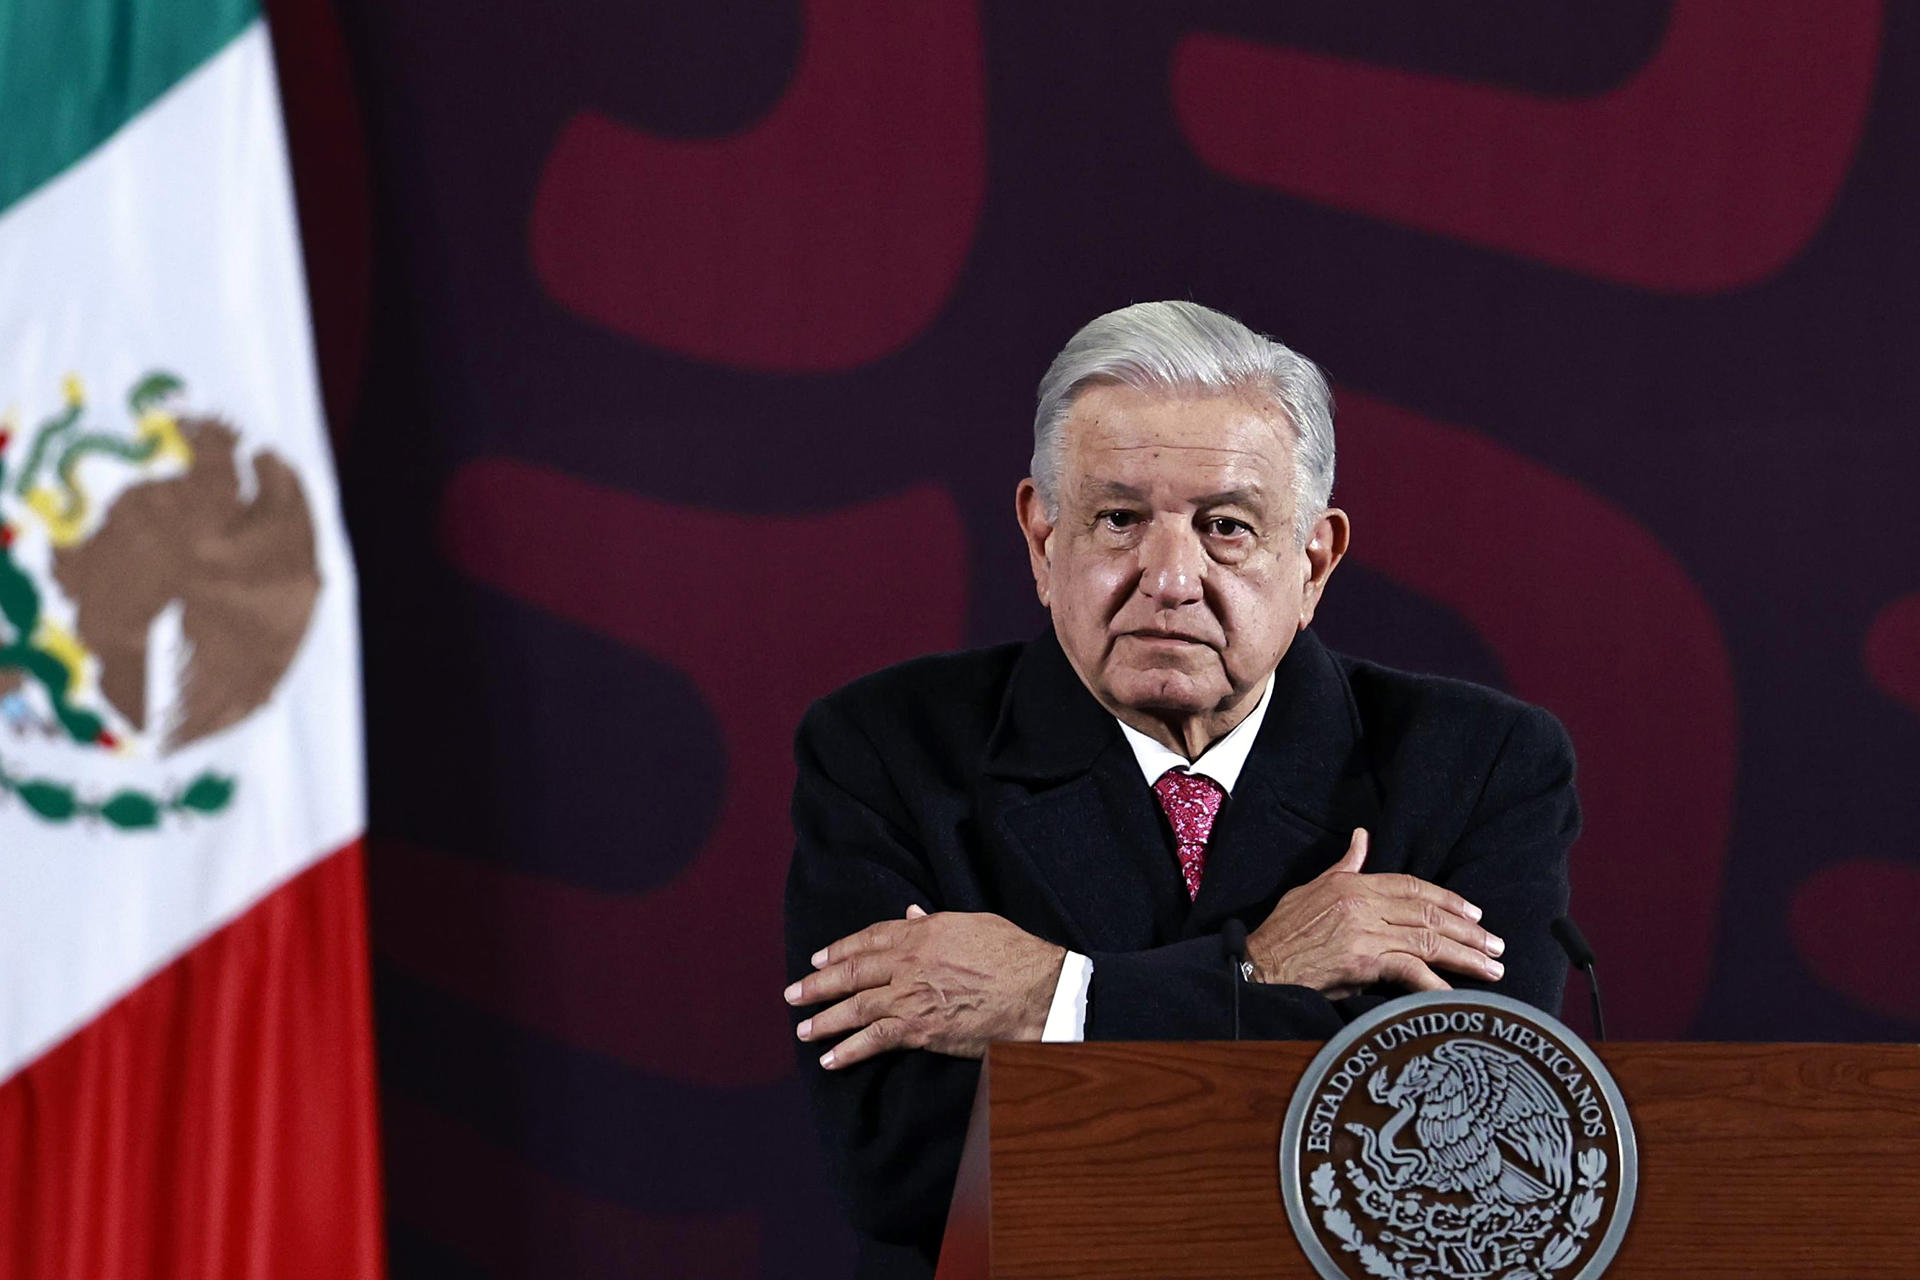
top-left (936, 1041), bottom-right (1920, 1279)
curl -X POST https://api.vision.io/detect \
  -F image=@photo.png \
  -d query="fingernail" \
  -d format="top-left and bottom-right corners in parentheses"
top-left (1465, 903), bottom-right (1483, 922)
top-left (796, 1019), bottom-right (812, 1040)
top-left (1487, 934), bottom-right (1506, 957)
top-left (819, 1050), bottom-right (836, 1069)
top-left (783, 982), bottom-right (802, 1003)
top-left (810, 949), bottom-right (828, 967)
top-left (1487, 960), bottom-right (1505, 979)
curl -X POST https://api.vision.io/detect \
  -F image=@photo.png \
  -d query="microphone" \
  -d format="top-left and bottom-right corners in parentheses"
top-left (1551, 916), bottom-right (1606, 1042)
top-left (1222, 920), bottom-right (1250, 1041)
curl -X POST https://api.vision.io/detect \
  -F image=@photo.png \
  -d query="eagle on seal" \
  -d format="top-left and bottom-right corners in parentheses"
top-left (1347, 1038), bottom-right (1574, 1207)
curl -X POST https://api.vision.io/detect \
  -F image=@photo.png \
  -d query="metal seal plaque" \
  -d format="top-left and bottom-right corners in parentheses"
top-left (1279, 991), bottom-right (1637, 1280)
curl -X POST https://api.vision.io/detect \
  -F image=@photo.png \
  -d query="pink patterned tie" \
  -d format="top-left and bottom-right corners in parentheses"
top-left (1152, 769), bottom-right (1226, 900)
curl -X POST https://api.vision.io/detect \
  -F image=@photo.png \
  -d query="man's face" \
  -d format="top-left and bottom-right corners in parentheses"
top-left (1016, 383), bottom-right (1347, 744)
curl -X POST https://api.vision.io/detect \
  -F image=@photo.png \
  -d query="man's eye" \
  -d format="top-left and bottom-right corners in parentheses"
top-left (1206, 517), bottom-right (1251, 537)
top-left (1099, 510), bottom-right (1141, 530)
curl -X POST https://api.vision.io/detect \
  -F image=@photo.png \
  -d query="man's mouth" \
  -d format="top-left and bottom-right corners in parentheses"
top-left (1123, 629), bottom-right (1212, 646)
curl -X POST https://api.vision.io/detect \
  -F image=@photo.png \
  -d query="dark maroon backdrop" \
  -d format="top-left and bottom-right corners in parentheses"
top-left (267, 1), bottom-right (1920, 1274)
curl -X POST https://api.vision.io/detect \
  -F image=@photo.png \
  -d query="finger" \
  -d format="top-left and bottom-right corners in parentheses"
top-left (797, 989), bottom-right (883, 1043)
top-left (1362, 872), bottom-right (1483, 924)
top-left (1377, 900), bottom-right (1505, 957)
top-left (1333, 827), bottom-right (1369, 873)
top-left (785, 952), bottom-right (897, 1007)
top-left (811, 918), bottom-right (908, 968)
top-left (1379, 925), bottom-right (1505, 982)
top-left (1377, 953), bottom-right (1453, 993)
top-left (905, 904), bottom-right (928, 919)
top-left (819, 1017), bottom-right (913, 1070)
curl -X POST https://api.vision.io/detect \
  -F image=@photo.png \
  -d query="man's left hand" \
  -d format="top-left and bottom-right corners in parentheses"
top-left (785, 908), bottom-right (1066, 1070)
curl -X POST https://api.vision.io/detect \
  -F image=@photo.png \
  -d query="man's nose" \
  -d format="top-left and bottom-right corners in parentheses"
top-left (1138, 522), bottom-right (1205, 608)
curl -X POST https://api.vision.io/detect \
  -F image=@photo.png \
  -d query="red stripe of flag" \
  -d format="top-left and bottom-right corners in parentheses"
top-left (0, 840), bottom-right (383, 1279)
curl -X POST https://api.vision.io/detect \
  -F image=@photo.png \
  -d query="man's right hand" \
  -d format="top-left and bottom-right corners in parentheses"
top-left (1244, 828), bottom-right (1505, 999)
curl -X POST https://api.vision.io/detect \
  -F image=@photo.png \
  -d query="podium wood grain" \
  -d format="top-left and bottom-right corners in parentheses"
top-left (937, 1040), bottom-right (1920, 1279)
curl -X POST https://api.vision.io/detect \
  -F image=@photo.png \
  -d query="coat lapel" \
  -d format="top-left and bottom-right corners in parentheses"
top-left (1187, 631), bottom-right (1385, 934)
top-left (981, 632), bottom-right (1181, 952)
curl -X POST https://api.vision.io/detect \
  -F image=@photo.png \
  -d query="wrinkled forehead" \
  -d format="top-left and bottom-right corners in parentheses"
top-left (1059, 383), bottom-right (1297, 491)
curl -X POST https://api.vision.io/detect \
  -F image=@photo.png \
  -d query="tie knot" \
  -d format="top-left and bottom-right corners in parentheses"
top-left (1152, 771), bottom-right (1228, 821)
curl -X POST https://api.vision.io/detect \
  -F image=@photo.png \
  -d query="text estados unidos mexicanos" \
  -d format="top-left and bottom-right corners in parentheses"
top-left (1303, 1010), bottom-right (1611, 1152)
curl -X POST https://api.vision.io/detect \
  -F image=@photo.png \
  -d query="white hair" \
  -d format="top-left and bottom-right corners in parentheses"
top-left (1031, 300), bottom-right (1335, 544)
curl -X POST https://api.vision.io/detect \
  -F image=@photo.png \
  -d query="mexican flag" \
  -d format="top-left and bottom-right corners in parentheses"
top-left (0, 3), bottom-right (381, 1277)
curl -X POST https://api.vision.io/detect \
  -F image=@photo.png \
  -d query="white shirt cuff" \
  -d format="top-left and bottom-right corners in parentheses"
top-left (1041, 950), bottom-right (1093, 1042)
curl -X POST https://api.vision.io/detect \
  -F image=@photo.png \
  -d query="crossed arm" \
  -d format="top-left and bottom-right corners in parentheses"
top-left (787, 826), bottom-right (1508, 1069)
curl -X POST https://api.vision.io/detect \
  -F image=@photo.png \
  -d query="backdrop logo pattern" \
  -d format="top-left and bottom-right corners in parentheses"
top-left (304, 1), bottom-right (1920, 1273)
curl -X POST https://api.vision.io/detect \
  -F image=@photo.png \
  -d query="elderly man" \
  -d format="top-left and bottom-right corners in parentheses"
top-left (784, 301), bottom-right (1576, 1279)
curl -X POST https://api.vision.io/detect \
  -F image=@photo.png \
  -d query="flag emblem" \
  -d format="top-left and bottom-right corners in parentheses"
top-left (0, 369), bottom-right (319, 828)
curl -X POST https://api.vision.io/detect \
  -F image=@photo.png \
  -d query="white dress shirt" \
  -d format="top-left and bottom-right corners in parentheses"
top-left (1040, 675), bottom-right (1277, 1041)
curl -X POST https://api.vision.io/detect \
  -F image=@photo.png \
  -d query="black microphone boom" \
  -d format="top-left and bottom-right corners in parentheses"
top-left (1221, 920), bottom-right (1249, 1041)
top-left (1551, 916), bottom-right (1606, 1041)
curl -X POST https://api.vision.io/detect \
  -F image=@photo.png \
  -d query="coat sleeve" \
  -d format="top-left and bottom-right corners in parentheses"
top-left (1082, 935), bottom-right (1351, 1039)
top-left (785, 696), bottom-right (979, 1254)
top-left (1085, 703), bottom-right (1578, 1036)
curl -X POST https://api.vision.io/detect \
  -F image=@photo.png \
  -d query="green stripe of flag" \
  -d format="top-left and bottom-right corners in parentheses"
top-left (0, 0), bottom-right (258, 218)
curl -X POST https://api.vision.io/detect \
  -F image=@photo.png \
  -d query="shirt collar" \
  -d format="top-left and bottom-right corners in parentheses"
top-left (1114, 673), bottom-right (1276, 795)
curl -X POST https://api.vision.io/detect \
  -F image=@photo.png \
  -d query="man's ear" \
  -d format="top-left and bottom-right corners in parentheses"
top-left (1014, 478), bottom-right (1056, 608)
top-left (1298, 507), bottom-right (1349, 630)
